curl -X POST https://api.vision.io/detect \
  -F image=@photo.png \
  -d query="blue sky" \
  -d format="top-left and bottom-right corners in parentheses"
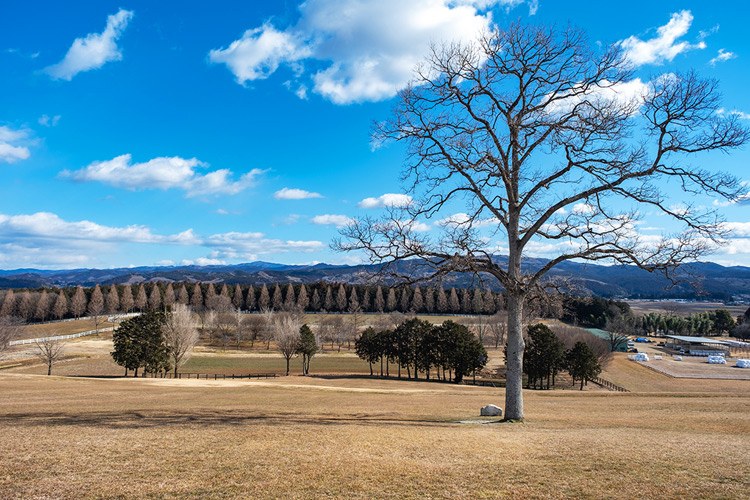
top-left (0, 0), bottom-right (748, 270)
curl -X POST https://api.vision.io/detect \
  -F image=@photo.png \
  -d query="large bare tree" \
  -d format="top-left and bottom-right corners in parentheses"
top-left (338, 24), bottom-right (748, 420)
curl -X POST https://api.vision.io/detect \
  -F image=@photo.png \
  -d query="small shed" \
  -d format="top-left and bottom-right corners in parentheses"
top-left (664, 335), bottom-right (730, 357)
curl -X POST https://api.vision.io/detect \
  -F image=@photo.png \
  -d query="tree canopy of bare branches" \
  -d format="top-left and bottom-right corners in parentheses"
top-left (337, 23), bottom-right (748, 420)
top-left (36, 338), bottom-right (64, 376)
top-left (0, 316), bottom-right (23, 357)
top-left (265, 311), bottom-right (303, 376)
top-left (162, 304), bottom-right (199, 376)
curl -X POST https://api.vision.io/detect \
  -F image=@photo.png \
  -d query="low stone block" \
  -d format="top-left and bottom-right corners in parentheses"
top-left (480, 404), bottom-right (503, 417)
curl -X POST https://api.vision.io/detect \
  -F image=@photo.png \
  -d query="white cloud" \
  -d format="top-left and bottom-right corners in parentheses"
top-left (571, 203), bottom-right (597, 215)
top-left (0, 211), bottom-right (325, 268)
top-left (61, 154), bottom-right (264, 197)
top-left (38, 114), bottom-right (61, 127)
top-left (209, 24), bottom-right (311, 84)
top-left (44, 9), bottom-right (133, 80)
top-left (709, 48), bottom-right (737, 66)
top-left (155, 260), bottom-right (174, 266)
top-left (210, 0), bottom-right (534, 104)
top-left (724, 110), bottom-right (750, 120)
top-left (0, 212), bottom-right (196, 245)
top-left (194, 257), bottom-right (226, 266)
top-left (404, 220), bottom-right (432, 232)
top-left (436, 212), bottom-right (498, 228)
top-left (274, 187), bottom-right (323, 199)
top-left (544, 78), bottom-right (650, 117)
top-left (619, 10), bottom-right (706, 67)
top-left (310, 214), bottom-right (354, 227)
top-left (0, 126), bottom-right (32, 163)
top-left (723, 222), bottom-right (750, 238)
top-left (357, 193), bottom-right (412, 209)
top-left (204, 231), bottom-right (325, 261)
top-left (717, 238), bottom-right (750, 256)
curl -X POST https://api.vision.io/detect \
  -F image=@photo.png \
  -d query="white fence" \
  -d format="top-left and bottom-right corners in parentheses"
top-left (9, 313), bottom-right (139, 346)
top-left (10, 327), bottom-right (114, 345)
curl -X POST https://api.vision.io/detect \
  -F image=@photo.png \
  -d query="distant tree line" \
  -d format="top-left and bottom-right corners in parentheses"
top-left (355, 318), bottom-right (487, 383)
top-left (732, 307), bottom-right (750, 340)
top-left (522, 324), bottom-right (603, 391)
top-left (637, 310), bottom-right (736, 336)
top-left (0, 282), bottom-right (634, 326)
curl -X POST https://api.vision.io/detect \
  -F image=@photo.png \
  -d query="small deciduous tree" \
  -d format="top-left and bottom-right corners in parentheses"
top-left (17, 290), bottom-right (32, 322)
top-left (245, 284), bottom-right (257, 311)
top-left (1, 290), bottom-right (16, 317)
top-left (36, 338), bottom-right (64, 376)
top-left (70, 286), bottom-right (86, 319)
top-left (258, 284), bottom-right (270, 311)
top-left (271, 284), bottom-right (283, 311)
top-left (52, 290), bottom-right (67, 320)
top-left (88, 285), bottom-right (105, 334)
top-left (35, 289), bottom-right (50, 322)
top-left (284, 284), bottom-right (296, 311)
top-left (604, 314), bottom-right (635, 352)
top-left (190, 283), bottom-right (204, 311)
top-left (162, 304), bottom-right (198, 376)
top-left (176, 283), bottom-right (190, 305)
top-left (373, 286), bottom-right (385, 312)
top-left (105, 286), bottom-right (120, 315)
top-left (134, 284), bottom-right (148, 312)
top-left (0, 316), bottom-right (23, 357)
top-left (265, 311), bottom-right (302, 376)
top-left (163, 283), bottom-right (176, 310)
top-left (232, 284), bottom-right (244, 310)
top-left (336, 284), bottom-right (347, 312)
top-left (323, 286), bottom-right (334, 311)
top-left (120, 284), bottom-right (134, 313)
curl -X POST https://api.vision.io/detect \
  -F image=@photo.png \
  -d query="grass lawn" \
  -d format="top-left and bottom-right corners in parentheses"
top-left (3, 325), bottom-right (750, 498)
top-left (1, 358), bottom-right (749, 499)
top-left (182, 353), bottom-right (372, 375)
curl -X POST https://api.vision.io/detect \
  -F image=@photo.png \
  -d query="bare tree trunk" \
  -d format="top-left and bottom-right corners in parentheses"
top-left (47, 363), bottom-right (52, 376)
top-left (505, 293), bottom-right (525, 420)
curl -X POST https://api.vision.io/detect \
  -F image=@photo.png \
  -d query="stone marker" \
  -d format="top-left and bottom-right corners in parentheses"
top-left (480, 404), bottom-right (503, 417)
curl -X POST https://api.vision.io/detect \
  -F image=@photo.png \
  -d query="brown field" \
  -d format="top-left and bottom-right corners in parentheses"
top-left (627, 300), bottom-right (747, 317)
top-left (15, 317), bottom-right (118, 340)
top-left (2, 318), bottom-right (749, 499)
top-left (1, 368), bottom-right (749, 499)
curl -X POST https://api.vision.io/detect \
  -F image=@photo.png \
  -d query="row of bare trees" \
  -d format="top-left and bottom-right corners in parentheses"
top-left (0, 281), bottom-right (511, 323)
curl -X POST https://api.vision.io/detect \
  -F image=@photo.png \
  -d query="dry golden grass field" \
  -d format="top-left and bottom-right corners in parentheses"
top-left (626, 300), bottom-right (747, 317)
top-left (2, 318), bottom-right (749, 499)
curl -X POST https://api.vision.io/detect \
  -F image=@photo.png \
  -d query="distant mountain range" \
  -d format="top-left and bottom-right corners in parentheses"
top-left (1, 259), bottom-right (749, 300)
